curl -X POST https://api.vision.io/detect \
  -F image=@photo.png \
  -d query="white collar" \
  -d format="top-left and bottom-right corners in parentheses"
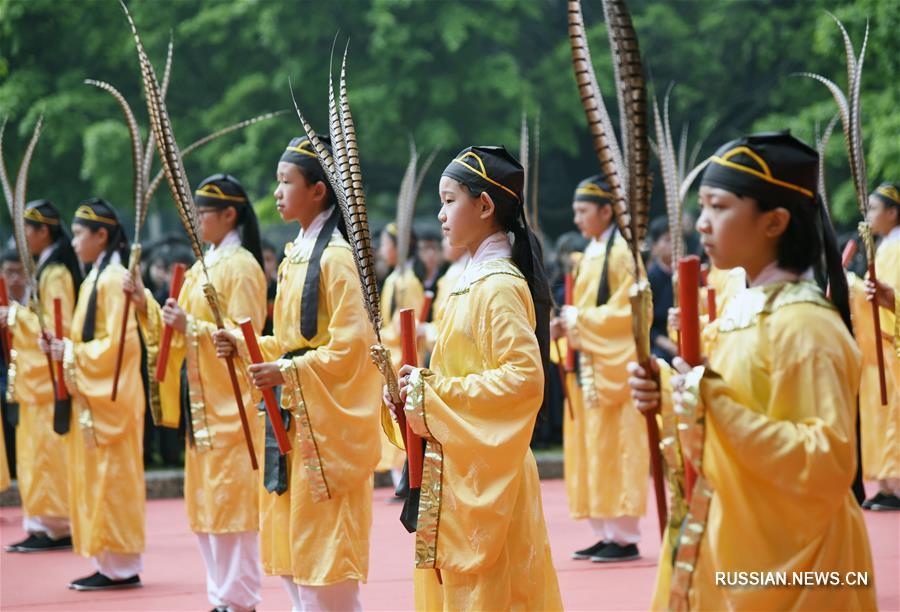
top-left (455, 232), bottom-right (511, 291)
top-left (37, 244), bottom-right (55, 268)
top-left (94, 249), bottom-right (121, 271)
top-left (289, 207), bottom-right (336, 259)
top-left (882, 225), bottom-right (900, 246)
top-left (205, 230), bottom-right (241, 265)
top-left (585, 224), bottom-right (615, 257)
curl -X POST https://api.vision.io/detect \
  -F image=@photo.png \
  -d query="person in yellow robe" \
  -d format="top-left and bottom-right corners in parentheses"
top-left (629, 132), bottom-right (876, 610)
top-left (47, 199), bottom-right (145, 590)
top-left (376, 223), bottom-right (425, 488)
top-left (552, 175), bottom-right (648, 563)
top-left (855, 181), bottom-right (900, 511)
top-left (421, 237), bottom-right (468, 354)
top-left (0, 249), bottom-right (31, 494)
top-left (1, 200), bottom-right (82, 553)
top-left (215, 136), bottom-right (381, 612)
top-left (126, 174), bottom-right (267, 611)
top-left (387, 145), bottom-right (562, 611)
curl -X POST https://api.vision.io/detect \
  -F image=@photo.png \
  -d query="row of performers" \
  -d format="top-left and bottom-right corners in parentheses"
top-left (0, 130), bottom-right (897, 610)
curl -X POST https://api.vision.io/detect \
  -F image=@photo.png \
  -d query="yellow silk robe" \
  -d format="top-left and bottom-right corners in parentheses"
top-left (850, 238), bottom-right (899, 484)
top-left (0, 416), bottom-right (8, 491)
top-left (377, 266), bottom-right (425, 472)
top-left (244, 232), bottom-right (381, 585)
top-left (140, 243), bottom-right (265, 534)
top-left (7, 263), bottom-right (75, 520)
top-left (565, 233), bottom-right (648, 519)
top-left (63, 260), bottom-right (145, 556)
top-left (661, 281), bottom-right (876, 610)
top-left (405, 258), bottom-right (562, 611)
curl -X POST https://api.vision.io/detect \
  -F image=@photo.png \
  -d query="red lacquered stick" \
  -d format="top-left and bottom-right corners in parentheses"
top-left (399, 308), bottom-right (423, 488)
top-left (238, 317), bottom-right (290, 455)
top-left (53, 298), bottom-right (67, 400)
top-left (564, 273), bottom-right (576, 371)
top-left (155, 263), bottom-right (187, 382)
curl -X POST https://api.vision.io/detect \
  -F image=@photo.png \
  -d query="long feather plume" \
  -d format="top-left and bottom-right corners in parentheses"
top-left (604, 0), bottom-right (651, 252)
top-left (652, 92), bottom-right (683, 266)
top-left (815, 114), bottom-right (840, 211)
top-left (395, 139), bottom-right (417, 271)
top-left (121, 1), bottom-right (202, 262)
top-left (567, 0), bottom-right (632, 242)
top-left (520, 111), bottom-right (529, 222)
top-left (0, 119), bottom-right (15, 214)
top-left (143, 110), bottom-right (288, 212)
top-left (84, 80), bottom-right (145, 240)
top-left (531, 111), bottom-right (541, 231)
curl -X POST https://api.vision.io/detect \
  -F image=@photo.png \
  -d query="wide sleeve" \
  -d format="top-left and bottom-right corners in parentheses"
top-left (572, 243), bottom-right (635, 351)
top-left (405, 278), bottom-right (543, 571)
top-left (71, 266), bottom-right (144, 444)
top-left (136, 285), bottom-right (184, 428)
top-left (281, 248), bottom-right (382, 498)
top-left (698, 314), bottom-right (860, 502)
top-left (190, 254), bottom-right (267, 341)
top-left (40, 264), bottom-right (76, 338)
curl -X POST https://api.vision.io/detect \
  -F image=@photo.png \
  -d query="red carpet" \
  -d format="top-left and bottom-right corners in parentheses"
top-left (1, 480), bottom-right (897, 610)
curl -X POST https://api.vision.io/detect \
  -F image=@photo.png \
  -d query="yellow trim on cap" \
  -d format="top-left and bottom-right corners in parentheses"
top-left (286, 140), bottom-right (317, 159)
top-left (195, 183), bottom-right (247, 203)
top-left (24, 207), bottom-right (59, 226)
top-left (876, 185), bottom-right (900, 205)
top-left (451, 152), bottom-right (520, 201)
top-left (74, 205), bottom-right (117, 226)
top-left (710, 146), bottom-right (813, 199)
top-left (576, 183), bottom-right (613, 199)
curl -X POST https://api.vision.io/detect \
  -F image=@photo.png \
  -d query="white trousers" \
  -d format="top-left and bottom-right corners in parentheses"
top-left (280, 576), bottom-right (361, 612)
top-left (196, 531), bottom-right (261, 612)
top-left (879, 478), bottom-right (900, 496)
top-left (23, 515), bottom-right (70, 540)
top-left (588, 516), bottom-right (641, 545)
top-left (92, 551), bottom-right (143, 580)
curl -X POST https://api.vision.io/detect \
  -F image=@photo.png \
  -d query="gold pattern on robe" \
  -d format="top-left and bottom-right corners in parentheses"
top-left (405, 257), bottom-right (562, 610)
top-left (68, 262), bottom-right (145, 556)
top-left (253, 235), bottom-right (381, 584)
top-left (279, 358), bottom-right (330, 503)
top-left (658, 280), bottom-right (877, 610)
top-left (566, 233), bottom-right (648, 519)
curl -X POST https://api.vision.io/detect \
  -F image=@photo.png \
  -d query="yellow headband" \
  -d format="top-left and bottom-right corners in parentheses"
top-left (576, 184), bottom-right (613, 199)
top-left (451, 152), bottom-right (520, 201)
top-left (195, 183), bottom-right (247, 203)
top-left (710, 146), bottom-right (814, 199)
top-left (24, 207), bottom-right (59, 226)
top-left (286, 141), bottom-right (317, 158)
top-left (876, 185), bottom-right (900, 205)
top-left (74, 204), bottom-right (117, 226)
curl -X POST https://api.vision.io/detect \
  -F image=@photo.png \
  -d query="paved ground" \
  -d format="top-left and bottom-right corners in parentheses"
top-left (0, 479), bottom-right (897, 611)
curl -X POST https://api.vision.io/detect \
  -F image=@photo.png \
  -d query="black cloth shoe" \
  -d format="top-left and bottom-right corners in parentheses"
top-left (870, 493), bottom-right (900, 512)
top-left (572, 539), bottom-right (609, 560)
top-left (5, 533), bottom-right (42, 552)
top-left (591, 542), bottom-right (641, 563)
top-left (15, 534), bottom-right (72, 552)
top-left (862, 492), bottom-right (885, 510)
top-left (69, 572), bottom-right (142, 591)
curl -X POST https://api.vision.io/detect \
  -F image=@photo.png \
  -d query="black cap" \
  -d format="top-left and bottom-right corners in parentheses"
top-left (573, 175), bottom-right (613, 205)
top-left (24, 199), bottom-right (61, 226)
top-left (441, 145), bottom-right (523, 209)
top-left (872, 182), bottom-right (900, 208)
top-left (73, 197), bottom-right (121, 230)
top-left (194, 173), bottom-right (250, 209)
top-left (701, 131), bottom-right (817, 208)
top-left (280, 135), bottom-right (332, 171)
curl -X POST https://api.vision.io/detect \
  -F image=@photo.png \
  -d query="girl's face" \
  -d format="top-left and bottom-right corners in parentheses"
top-left (867, 194), bottom-right (899, 237)
top-left (274, 162), bottom-right (325, 224)
top-left (696, 186), bottom-right (786, 277)
top-left (437, 176), bottom-right (496, 251)
top-left (24, 223), bottom-right (51, 256)
top-left (572, 200), bottom-right (612, 240)
top-left (198, 205), bottom-right (237, 245)
top-left (379, 230), bottom-right (397, 268)
top-left (71, 224), bottom-right (107, 264)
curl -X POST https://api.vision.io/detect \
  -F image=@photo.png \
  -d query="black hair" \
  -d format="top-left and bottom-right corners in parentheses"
top-left (648, 216), bottom-right (670, 245)
top-left (1, 249), bottom-right (19, 265)
top-left (753, 194), bottom-right (851, 332)
top-left (294, 163), bottom-right (348, 242)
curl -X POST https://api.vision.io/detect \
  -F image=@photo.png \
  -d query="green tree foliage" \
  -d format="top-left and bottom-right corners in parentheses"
top-left (1, 0), bottom-right (896, 246)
